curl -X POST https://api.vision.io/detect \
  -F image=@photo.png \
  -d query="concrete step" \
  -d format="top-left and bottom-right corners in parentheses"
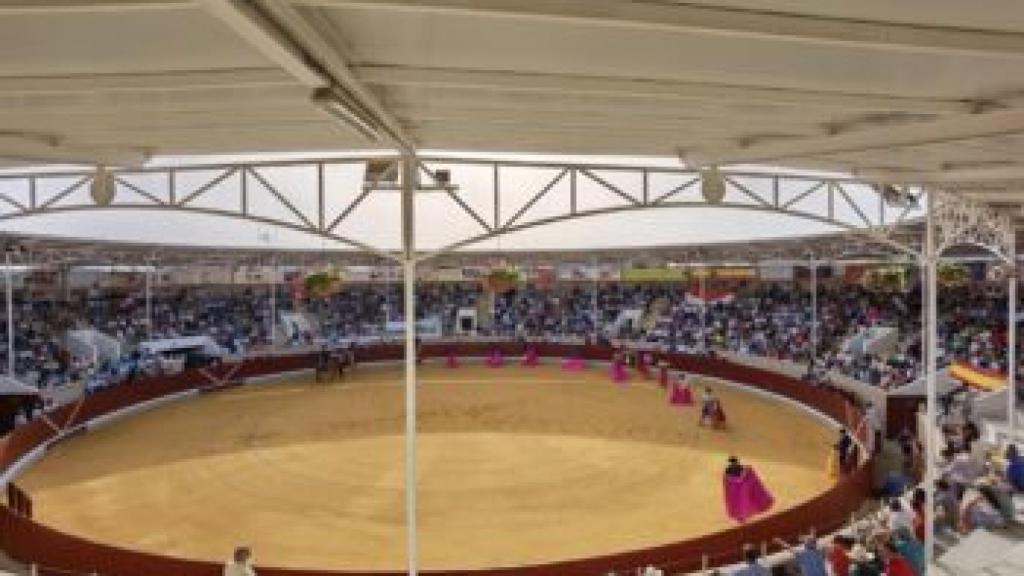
top-left (937, 528), bottom-right (1024, 576)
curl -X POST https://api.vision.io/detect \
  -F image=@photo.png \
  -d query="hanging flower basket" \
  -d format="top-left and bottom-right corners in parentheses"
top-left (482, 268), bottom-right (520, 293)
top-left (865, 265), bottom-right (906, 292)
top-left (937, 263), bottom-right (968, 287)
top-left (304, 269), bottom-right (343, 298)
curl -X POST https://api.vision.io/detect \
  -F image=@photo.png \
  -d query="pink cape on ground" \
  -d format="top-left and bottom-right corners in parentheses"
top-left (668, 381), bottom-right (693, 406)
top-left (521, 348), bottom-right (539, 367)
top-left (723, 467), bottom-right (775, 523)
top-left (611, 360), bottom-right (629, 384)
top-left (446, 352), bottom-right (459, 368)
top-left (486, 350), bottom-right (505, 367)
top-left (561, 357), bottom-right (585, 371)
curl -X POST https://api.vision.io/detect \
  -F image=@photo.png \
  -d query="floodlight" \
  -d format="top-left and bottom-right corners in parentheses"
top-left (364, 159), bottom-right (399, 188)
top-left (876, 184), bottom-right (917, 209)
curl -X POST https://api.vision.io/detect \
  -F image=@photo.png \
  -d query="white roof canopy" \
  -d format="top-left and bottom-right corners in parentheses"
top-left (0, 1), bottom-right (1021, 207)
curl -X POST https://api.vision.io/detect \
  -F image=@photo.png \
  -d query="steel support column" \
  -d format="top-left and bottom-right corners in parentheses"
top-left (810, 258), bottom-right (818, 362)
top-left (269, 260), bottom-right (277, 352)
top-left (145, 266), bottom-right (153, 342)
top-left (5, 252), bottom-right (12, 377)
top-left (400, 154), bottom-right (418, 576)
top-left (591, 255), bottom-right (599, 333)
top-left (924, 192), bottom-right (938, 570)
top-left (921, 264), bottom-right (927, 373)
top-left (1009, 246), bottom-right (1017, 440)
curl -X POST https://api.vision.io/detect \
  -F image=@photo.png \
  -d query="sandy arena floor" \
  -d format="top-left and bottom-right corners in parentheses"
top-left (18, 363), bottom-right (835, 570)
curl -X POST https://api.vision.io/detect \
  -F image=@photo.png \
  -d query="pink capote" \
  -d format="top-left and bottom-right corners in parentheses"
top-left (722, 467), bottom-right (775, 523)
top-left (446, 351), bottom-right (459, 368)
top-left (637, 354), bottom-right (652, 379)
top-left (668, 380), bottom-right (693, 406)
top-left (486, 349), bottom-right (505, 367)
top-left (658, 364), bottom-right (669, 388)
top-left (611, 358), bottom-right (629, 383)
top-left (521, 348), bottom-right (539, 367)
top-left (561, 357), bottom-right (585, 371)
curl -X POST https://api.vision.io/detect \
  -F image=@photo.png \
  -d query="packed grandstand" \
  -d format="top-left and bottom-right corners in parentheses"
top-left (6, 268), bottom-right (1010, 398)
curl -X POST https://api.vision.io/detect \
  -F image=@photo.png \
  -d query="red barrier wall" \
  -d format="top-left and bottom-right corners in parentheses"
top-left (0, 343), bottom-right (872, 576)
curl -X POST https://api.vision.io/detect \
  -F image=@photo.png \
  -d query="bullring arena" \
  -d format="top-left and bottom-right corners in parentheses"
top-left (18, 362), bottom-right (834, 570)
top-left (4, 343), bottom-right (872, 575)
top-left (2, 3), bottom-right (1024, 576)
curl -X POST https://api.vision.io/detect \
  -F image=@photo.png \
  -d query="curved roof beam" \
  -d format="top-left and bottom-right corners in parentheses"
top-left (306, 0), bottom-right (1024, 58)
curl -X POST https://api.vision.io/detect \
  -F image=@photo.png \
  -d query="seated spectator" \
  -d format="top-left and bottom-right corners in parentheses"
top-left (885, 499), bottom-right (915, 534)
top-left (1004, 443), bottom-right (1024, 491)
top-left (878, 540), bottom-right (915, 576)
top-left (827, 535), bottom-right (853, 576)
top-left (778, 534), bottom-right (828, 576)
top-left (733, 544), bottom-right (770, 576)
top-left (848, 544), bottom-right (882, 576)
top-left (890, 528), bottom-right (924, 576)
top-left (958, 482), bottom-right (1006, 532)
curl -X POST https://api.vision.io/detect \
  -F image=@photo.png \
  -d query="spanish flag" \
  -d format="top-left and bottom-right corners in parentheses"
top-left (949, 362), bottom-right (1006, 392)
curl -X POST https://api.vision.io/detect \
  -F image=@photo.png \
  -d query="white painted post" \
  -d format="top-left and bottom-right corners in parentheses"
top-left (591, 255), bottom-right (599, 333)
top-left (144, 264), bottom-right (153, 342)
top-left (700, 267), bottom-right (707, 352)
top-left (269, 260), bottom-right (277, 352)
top-left (5, 251), bottom-right (12, 377)
top-left (1009, 247), bottom-right (1017, 440)
top-left (924, 192), bottom-right (938, 569)
top-left (400, 154), bottom-right (418, 576)
top-left (810, 258), bottom-right (818, 362)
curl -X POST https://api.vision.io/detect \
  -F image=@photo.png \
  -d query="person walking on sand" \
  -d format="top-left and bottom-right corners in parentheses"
top-left (224, 547), bottom-right (256, 576)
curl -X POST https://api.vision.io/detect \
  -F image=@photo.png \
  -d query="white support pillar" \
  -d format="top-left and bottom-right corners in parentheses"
top-left (5, 252), bottom-right (13, 377)
top-left (921, 264), bottom-right (927, 376)
top-left (1009, 248), bottom-right (1017, 440)
top-left (144, 265), bottom-right (153, 342)
top-left (810, 258), bottom-right (818, 362)
top-left (924, 192), bottom-right (938, 570)
top-left (269, 260), bottom-right (277, 352)
top-left (699, 268), bottom-right (707, 352)
top-left (591, 256), bottom-right (599, 333)
top-left (400, 154), bottom-right (418, 576)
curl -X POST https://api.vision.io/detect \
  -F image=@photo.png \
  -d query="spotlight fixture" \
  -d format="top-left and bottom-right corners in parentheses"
top-left (700, 166), bottom-right (726, 204)
top-left (434, 169), bottom-right (451, 187)
top-left (876, 183), bottom-right (917, 209)
top-left (363, 159), bottom-right (399, 189)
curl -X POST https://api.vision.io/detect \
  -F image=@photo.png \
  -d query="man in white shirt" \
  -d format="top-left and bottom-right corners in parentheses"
top-left (223, 546), bottom-right (256, 576)
top-left (885, 498), bottom-right (916, 534)
top-left (860, 401), bottom-right (882, 454)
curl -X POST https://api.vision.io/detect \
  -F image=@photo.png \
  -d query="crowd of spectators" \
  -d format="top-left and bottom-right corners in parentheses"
top-left (3, 279), bottom-right (1020, 398)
